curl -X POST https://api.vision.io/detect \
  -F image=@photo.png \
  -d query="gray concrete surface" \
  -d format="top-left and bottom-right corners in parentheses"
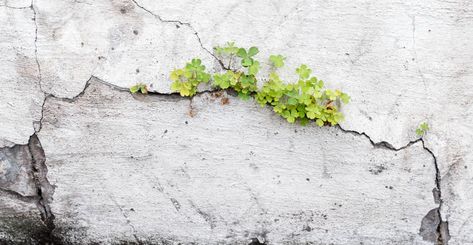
top-left (1, 0), bottom-right (473, 244)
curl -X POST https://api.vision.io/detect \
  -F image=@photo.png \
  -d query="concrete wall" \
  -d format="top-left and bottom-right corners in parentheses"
top-left (1, 0), bottom-right (472, 244)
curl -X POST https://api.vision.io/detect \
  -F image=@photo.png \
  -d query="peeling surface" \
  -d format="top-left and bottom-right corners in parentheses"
top-left (0, 4), bottom-right (44, 147)
top-left (0, 135), bottom-right (55, 243)
top-left (1, 0), bottom-right (473, 244)
top-left (37, 80), bottom-right (438, 244)
top-left (35, 0), bottom-right (217, 98)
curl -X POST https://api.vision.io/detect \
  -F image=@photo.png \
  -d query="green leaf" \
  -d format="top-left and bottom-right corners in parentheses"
top-left (130, 83), bottom-right (147, 94)
top-left (299, 117), bottom-right (309, 126)
top-left (248, 61), bottom-right (260, 75)
top-left (316, 119), bottom-right (324, 127)
top-left (288, 97), bottom-right (298, 105)
top-left (130, 85), bottom-right (139, 94)
top-left (296, 64), bottom-right (312, 79)
top-left (269, 55), bottom-right (285, 68)
top-left (248, 47), bottom-right (259, 57)
top-left (140, 86), bottom-right (148, 94)
top-left (340, 93), bottom-right (350, 104)
top-left (241, 57), bottom-right (253, 67)
top-left (237, 48), bottom-right (247, 58)
top-left (416, 122), bottom-right (429, 136)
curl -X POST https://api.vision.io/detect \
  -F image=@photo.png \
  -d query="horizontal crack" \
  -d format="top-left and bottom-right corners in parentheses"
top-left (0, 4), bottom-right (31, 9)
top-left (337, 125), bottom-right (422, 151)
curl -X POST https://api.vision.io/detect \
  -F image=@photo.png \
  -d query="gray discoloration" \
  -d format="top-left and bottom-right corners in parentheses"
top-left (0, 135), bottom-right (55, 243)
top-left (420, 208), bottom-right (440, 242)
top-left (1, 0), bottom-right (473, 244)
top-left (0, 145), bottom-right (37, 197)
top-left (36, 80), bottom-right (436, 244)
top-left (0, 195), bottom-right (51, 244)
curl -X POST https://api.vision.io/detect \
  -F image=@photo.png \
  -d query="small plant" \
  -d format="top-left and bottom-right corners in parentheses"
top-left (170, 58), bottom-right (211, 96)
top-left (269, 55), bottom-right (285, 68)
top-left (169, 43), bottom-right (350, 126)
top-left (130, 83), bottom-right (148, 94)
top-left (416, 122), bottom-right (429, 137)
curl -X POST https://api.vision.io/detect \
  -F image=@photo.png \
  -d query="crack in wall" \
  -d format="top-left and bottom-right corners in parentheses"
top-left (108, 194), bottom-right (143, 245)
top-left (27, 134), bottom-right (56, 243)
top-left (0, 187), bottom-right (39, 203)
top-left (14, 65), bottom-right (451, 243)
top-left (0, 134), bottom-right (56, 243)
top-left (5, 2), bottom-right (451, 239)
top-left (31, 0), bottom-right (44, 96)
top-left (130, 0), bottom-right (226, 69)
top-left (337, 125), bottom-right (449, 244)
top-left (0, 4), bottom-right (31, 9)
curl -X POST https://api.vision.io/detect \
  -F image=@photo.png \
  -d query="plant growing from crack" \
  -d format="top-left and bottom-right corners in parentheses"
top-left (129, 83), bottom-right (148, 94)
top-left (142, 42), bottom-right (350, 126)
top-left (170, 59), bottom-right (211, 96)
top-left (416, 122), bottom-right (430, 137)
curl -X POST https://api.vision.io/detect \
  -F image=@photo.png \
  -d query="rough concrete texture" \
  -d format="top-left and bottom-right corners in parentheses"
top-left (0, 194), bottom-right (50, 244)
top-left (1, 0), bottom-right (473, 244)
top-left (37, 80), bottom-right (436, 244)
top-left (0, 5), bottom-right (43, 147)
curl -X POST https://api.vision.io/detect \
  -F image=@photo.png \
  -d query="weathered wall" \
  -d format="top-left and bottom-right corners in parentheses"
top-left (1, 0), bottom-right (472, 244)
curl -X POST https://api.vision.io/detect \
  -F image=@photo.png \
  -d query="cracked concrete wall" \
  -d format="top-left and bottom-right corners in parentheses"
top-left (0, 0), bottom-right (472, 244)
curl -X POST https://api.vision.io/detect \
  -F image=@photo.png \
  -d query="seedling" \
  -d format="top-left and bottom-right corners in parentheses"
top-left (416, 122), bottom-right (430, 137)
top-left (130, 83), bottom-right (148, 94)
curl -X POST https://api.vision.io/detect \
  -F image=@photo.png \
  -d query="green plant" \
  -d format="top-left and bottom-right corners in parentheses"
top-left (212, 46), bottom-right (260, 100)
top-left (170, 58), bottom-right (211, 96)
top-left (130, 83), bottom-right (148, 94)
top-left (269, 55), bottom-right (285, 68)
top-left (169, 43), bottom-right (350, 126)
top-left (416, 122), bottom-right (429, 136)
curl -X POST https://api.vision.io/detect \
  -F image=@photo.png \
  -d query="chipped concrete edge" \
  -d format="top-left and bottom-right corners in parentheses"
top-left (1, 0), bottom-right (450, 243)
top-left (32, 77), bottom-right (453, 244)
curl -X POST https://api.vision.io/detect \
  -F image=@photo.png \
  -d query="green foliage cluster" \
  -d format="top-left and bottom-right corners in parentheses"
top-left (168, 42), bottom-right (350, 126)
top-left (416, 122), bottom-right (429, 136)
top-left (130, 83), bottom-right (148, 94)
top-left (170, 59), bottom-right (211, 96)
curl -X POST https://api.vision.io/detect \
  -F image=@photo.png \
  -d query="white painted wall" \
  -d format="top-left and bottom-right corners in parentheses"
top-left (1, 0), bottom-right (472, 244)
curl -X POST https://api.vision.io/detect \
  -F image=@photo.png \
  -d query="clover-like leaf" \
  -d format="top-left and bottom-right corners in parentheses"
top-left (340, 93), bottom-right (350, 104)
top-left (269, 55), bottom-right (285, 68)
top-left (416, 122), bottom-right (430, 136)
top-left (130, 83), bottom-right (148, 94)
top-left (248, 61), bottom-right (260, 75)
top-left (237, 48), bottom-right (247, 58)
top-left (296, 64), bottom-right (312, 79)
top-left (248, 47), bottom-right (259, 57)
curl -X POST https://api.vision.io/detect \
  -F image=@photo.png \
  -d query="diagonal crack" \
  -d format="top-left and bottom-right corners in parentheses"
top-left (130, 0), bottom-right (226, 69)
top-left (108, 194), bottom-right (143, 245)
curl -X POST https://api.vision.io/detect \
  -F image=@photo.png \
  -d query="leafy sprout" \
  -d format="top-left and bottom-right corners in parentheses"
top-left (170, 58), bottom-right (211, 96)
top-left (416, 122), bottom-right (430, 136)
top-left (130, 83), bottom-right (148, 94)
top-left (269, 55), bottom-right (285, 68)
top-left (169, 43), bottom-right (350, 126)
